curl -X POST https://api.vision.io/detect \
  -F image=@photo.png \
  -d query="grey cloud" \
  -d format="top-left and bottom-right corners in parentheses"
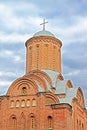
top-left (62, 41), bottom-right (87, 69)
top-left (0, 0), bottom-right (87, 107)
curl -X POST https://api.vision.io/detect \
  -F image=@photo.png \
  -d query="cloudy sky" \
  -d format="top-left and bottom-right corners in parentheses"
top-left (0, 0), bottom-right (87, 107)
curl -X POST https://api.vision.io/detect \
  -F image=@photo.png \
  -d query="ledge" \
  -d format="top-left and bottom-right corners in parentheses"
top-left (51, 103), bottom-right (72, 112)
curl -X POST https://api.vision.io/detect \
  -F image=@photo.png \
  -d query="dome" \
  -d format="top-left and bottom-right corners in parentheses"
top-left (33, 30), bottom-right (55, 37)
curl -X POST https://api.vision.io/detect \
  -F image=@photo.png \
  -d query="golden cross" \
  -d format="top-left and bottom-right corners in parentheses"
top-left (40, 19), bottom-right (48, 30)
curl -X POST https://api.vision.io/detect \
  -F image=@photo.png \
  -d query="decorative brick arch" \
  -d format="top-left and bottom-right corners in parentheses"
top-left (29, 70), bottom-right (53, 87)
top-left (24, 73), bottom-right (48, 91)
top-left (45, 93), bottom-right (59, 105)
top-left (19, 112), bottom-right (26, 130)
top-left (76, 87), bottom-right (85, 108)
top-left (7, 77), bottom-right (38, 96)
top-left (8, 115), bottom-right (17, 130)
top-left (28, 113), bottom-right (36, 130)
top-left (57, 73), bottom-right (64, 80)
top-left (66, 80), bottom-right (73, 88)
top-left (47, 116), bottom-right (53, 129)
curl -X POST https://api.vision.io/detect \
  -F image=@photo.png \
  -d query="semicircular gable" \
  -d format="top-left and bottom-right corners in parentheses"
top-left (45, 93), bottom-right (59, 105)
top-left (57, 73), bottom-right (64, 80)
top-left (7, 77), bottom-right (38, 96)
top-left (66, 80), bottom-right (73, 88)
top-left (24, 73), bottom-right (48, 91)
top-left (76, 87), bottom-right (85, 108)
top-left (28, 70), bottom-right (52, 87)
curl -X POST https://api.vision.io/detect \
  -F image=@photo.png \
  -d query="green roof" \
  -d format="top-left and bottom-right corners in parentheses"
top-left (33, 30), bottom-right (55, 37)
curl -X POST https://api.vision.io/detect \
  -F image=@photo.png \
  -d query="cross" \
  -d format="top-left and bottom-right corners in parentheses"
top-left (40, 19), bottom-right (48, 30)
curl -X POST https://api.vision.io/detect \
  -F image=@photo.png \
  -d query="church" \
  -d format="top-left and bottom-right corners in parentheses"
top-left (0, 20), bottom-right (87, 130)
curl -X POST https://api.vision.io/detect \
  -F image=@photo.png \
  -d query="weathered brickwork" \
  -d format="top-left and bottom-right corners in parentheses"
top-left (0, 29), bottom-right (87, 130)
top-left (25, 36), bottom-right (62, 73)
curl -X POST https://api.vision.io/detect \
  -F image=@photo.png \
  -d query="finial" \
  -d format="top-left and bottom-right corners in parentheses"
top-left (40, 18), bottom-right (48, 30)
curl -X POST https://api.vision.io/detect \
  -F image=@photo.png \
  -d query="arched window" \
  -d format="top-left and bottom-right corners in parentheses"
top-left (10, 100), bottom-right (15, 108)
top-left (16, 100), bottom-right (20, 108)
top-left (29, 46), bottom-right (32, 70)
top-left (30, 115), bottom-right (35, 129)
top-left (36, 44), bottom-right (39, 69)
top-left (26, 99), bottom-right (30, 107)
top-left (44, 44), bottom-right (48, 68)
top-left (79, 120), bottom-right (81, 130)
top-left (10, 116), bottom-right (17, 130)
top-left (32, 99), bottom-right (37, 107)
top-left (77, 119), bottom-right (78, 130)
top-left (21, 87), bottom-right (27, 95)
top-left (28, 114), bottom-right (36, 130)
top-left (82, 123), bottom-right (84, 130)
top-left (47, 116), bottom-right (53, 130)
top-left (21, 100), bottom-right (25, 108)
top-left (53, 46), bottom-right (56, 70)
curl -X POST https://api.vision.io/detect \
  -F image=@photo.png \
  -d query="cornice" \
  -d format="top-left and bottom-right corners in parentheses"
top-left (25, 36), bottom-right (62, 47)
top-left (51, 103), bottom-right (72, 112)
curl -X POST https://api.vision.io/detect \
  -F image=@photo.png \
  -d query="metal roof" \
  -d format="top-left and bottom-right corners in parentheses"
top-left (33, 30), bottom-right (55, 37)
top-left (59, 88), bottom-right (78, 105)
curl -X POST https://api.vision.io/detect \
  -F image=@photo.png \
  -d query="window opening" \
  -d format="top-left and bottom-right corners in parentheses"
top-left (22, 87), bottom-right (27, 95)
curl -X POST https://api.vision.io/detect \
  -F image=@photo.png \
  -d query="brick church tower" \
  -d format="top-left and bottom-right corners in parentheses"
top-left (0, 20), bottom-right (87, 130)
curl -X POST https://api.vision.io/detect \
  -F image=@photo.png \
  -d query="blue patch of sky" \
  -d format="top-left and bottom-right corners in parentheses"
top-left (63, 57), bottom-right (87, 69)
top-left (62, 43), bottom-right (87, 70)
top-left (0, 42), bottom-right (24, 49)
top-left (0, 74), bottom-right (17, 81)
top-left (0, 57), bottom-right (25, 75)
top-left (64, 42), bottom-right (87, 55)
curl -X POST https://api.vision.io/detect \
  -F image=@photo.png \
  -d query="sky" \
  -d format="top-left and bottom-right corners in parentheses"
top-left (0, 0), bottom-right (87, 107)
